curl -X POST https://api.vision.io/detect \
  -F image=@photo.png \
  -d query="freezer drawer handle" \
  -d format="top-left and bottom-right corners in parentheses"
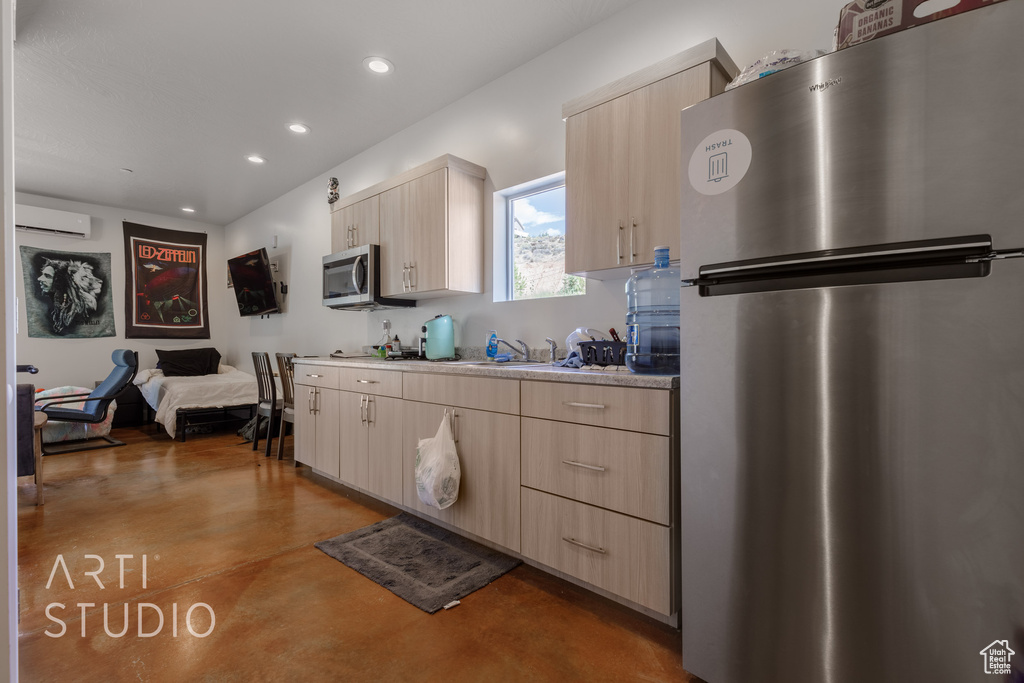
top-left (562, 537), bottom-right (607, 554)
top-left (562, 401), bottom-right (606, 410)
top-left (355, 379), bottom-right (378, 384)
top-left (562, 460), bottom-right (607, 472)
top-left (306, 374), bottom-right (323, 378)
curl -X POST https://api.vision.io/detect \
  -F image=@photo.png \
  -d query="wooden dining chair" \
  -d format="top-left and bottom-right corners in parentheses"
top-left (250, 352), bottom-right (282, 458)
top-left (274, 353), bottom-right (296, 460)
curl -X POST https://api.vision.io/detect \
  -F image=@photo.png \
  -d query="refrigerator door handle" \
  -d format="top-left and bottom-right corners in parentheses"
top-left (689, 235), bottom-right (999, 296)
top-left (966, 248), bottom-right (1024, 263)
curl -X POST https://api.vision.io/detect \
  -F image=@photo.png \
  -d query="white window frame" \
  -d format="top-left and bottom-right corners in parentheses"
top-left (493, 171), bottom-right (581, 302)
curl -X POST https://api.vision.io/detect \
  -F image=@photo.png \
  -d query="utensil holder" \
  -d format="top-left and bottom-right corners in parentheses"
top-left (578, 341), bottom-right (626, 366)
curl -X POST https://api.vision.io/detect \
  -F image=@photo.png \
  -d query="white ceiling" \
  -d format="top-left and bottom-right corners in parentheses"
top-left (13, 0), bottom-right (637, 226)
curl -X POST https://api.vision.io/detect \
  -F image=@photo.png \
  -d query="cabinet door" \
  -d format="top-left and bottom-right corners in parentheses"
top-left (451, 406), bottom-right (521, 551)
top-left (367, 395), bottom-right (403, 502)
top-left (402, 402), bottom-right (456, 525)
top-left (379, 183), bottom-right (413, 297)
top-left (331, 197), bottom-right (380, 253)
top-left (627, 67), bottom-right (710, 265)
top-left (293, 386), bottom-right (317, 467)
top-left (565, 94), bottom-right (630, 274)
top-left (314, 388), bottom-right (341, 479)
top-left (379, 169), bottom-right (448, 297)
top-left (401, 400), bottom-right (521, 550)
top-left (337, 391), bottom-right (368, 488)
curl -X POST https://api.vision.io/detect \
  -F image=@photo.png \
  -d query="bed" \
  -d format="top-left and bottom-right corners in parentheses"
top-left (134, 362), bottom-right (259, 441)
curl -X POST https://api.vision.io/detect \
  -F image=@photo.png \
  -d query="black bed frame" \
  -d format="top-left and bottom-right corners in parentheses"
top-left (173, 404), bottom-right (256, 442)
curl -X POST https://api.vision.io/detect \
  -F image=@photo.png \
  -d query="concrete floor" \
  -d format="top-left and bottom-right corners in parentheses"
top-left (16, 424), bottom-right (692, 682)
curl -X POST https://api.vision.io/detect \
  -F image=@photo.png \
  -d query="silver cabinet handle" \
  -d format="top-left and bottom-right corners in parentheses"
top-left (408, 262), bottom-right (416, 290)
top-left (308, 387), bottom-right (314, 414)
top-left (306, 373), bottom-right (323, 378)
top-left (355, 379), bottom-right (378, 384)
top-left (402, 263), bottom-right (409, 292)
top-left (351, 224), bottom-right (358, 247)
top-left (366, 396), bottom-right (374, 426)
top-left (617, 220), bottom-right (624, 264)
top-left (562, 537), bottom-right (607, 554)
top-left (630, 216), bottom-right (637, 263)
top-left (359, 395), bottom-right (368, 426)
top-left (562, 401), bottom-right (606, 410)
top-left (562, 460), bottom-right (606, 472)
top-left (444, 407), bottom-right (459, 443)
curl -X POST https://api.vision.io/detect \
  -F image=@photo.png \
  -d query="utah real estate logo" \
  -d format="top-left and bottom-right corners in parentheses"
top-left (980, 640), bottom-right (1015, 676)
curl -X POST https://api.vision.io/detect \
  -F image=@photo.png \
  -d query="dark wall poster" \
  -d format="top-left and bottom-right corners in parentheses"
top-left (123, 222), bottom-right (210, 339)
top-left (18, 246), bottom-right (117, 338)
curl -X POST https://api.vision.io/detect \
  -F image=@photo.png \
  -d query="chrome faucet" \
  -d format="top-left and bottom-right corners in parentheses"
top-left (545, 337), bottom-right (558, 364)
top-left (495, 338), bottom-right (529, 361)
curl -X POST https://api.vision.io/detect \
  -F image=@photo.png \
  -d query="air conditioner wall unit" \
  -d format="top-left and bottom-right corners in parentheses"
top-left (15, 204), bottom-right (92, 239)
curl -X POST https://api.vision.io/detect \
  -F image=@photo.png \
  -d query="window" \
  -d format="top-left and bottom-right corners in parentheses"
top-left (502, 174), bottom-right (585, 301)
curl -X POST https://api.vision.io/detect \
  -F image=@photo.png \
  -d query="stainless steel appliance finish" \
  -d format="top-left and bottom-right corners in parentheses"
top-left (678, 5), bottom-right (1024, 682)
top-left (321, 244), bottom-right (414, 310)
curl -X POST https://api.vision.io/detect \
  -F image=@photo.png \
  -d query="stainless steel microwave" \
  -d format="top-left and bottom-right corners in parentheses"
top-left (322, 244), bottom-right (415, 310)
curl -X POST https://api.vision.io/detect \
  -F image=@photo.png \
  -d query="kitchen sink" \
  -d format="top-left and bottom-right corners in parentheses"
top-left (442, 360), bottom-right (539, 367)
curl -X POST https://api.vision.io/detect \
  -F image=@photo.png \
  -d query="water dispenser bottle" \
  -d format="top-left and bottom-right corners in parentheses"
top-left (625, 246), bottom-right (680, 375)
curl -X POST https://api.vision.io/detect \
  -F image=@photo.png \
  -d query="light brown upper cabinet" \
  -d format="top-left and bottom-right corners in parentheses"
top-left (564, 39), bottom-right (738, 279)
top-left (329, 154), bottom-right (486, 300)
top-left (330, 195), bottom-right (379, 253)
top-left (379, 158), bottom-right (485, 299)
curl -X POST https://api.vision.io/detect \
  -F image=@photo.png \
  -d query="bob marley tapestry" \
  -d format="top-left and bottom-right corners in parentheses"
top-left (19, 246), bottom-right (116, 338)
top-left (123, 222), bottom-right (210, 339)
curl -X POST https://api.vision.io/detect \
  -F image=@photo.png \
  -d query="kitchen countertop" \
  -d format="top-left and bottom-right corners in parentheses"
top-left (292, 356), bottom-right (678, 390)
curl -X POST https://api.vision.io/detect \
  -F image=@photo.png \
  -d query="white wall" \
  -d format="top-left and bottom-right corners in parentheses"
top-left (13, 193), bottom-right (228, 388)
top-left (226, 0), bottom-right (839, 361)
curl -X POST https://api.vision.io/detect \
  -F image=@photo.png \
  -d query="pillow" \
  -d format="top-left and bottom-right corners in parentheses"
top-left (155, 348), bottom-right (221, 377)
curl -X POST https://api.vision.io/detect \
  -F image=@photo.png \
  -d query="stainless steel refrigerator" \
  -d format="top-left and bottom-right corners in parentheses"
top-left (678, 3), bottom-right (1023, 682)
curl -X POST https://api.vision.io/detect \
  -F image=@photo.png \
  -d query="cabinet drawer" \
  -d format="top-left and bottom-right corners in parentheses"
top-left (293, 364), bottom-right (340, 389)
top-left (403, 372), bottom-right (519, 414)
top-left (338, 367), bottom-right (402, 398)
top-left (521, 381), bottom-right (670, 435)
top-left (521, 418), bottom-right (670, 525)
top-left (521, 487), bottom-right (672, 615)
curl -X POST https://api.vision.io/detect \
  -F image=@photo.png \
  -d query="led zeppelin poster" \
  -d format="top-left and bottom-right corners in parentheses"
top-left (123, 222), bottom-right (210, 339)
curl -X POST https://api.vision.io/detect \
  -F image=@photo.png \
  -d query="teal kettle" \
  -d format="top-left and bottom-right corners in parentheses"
top-left (424, 314), bottom-right (455, 360)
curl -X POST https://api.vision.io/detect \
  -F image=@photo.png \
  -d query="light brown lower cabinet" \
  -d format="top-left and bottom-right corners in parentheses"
top-left (366, 395), bottom-right (403, 502)
top-left (521, 487), bottom-right (671, 615)
top-left (336, 392), bottom-right (403, 498)
top-left (292, 386), bottom-right (340, 478)
top-left (402, 400), bottom-right (521, 552)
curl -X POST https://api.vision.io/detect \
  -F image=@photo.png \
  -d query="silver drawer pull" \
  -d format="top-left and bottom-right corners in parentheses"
top-left (561, 460), bottom-right (606, 472)
top-left (562, 401), bottom-right (606, 410)
top-left (355, 379), bottom-right (378, 384)
top-left (306, 373), bottom-right (323, 378)
top-left (562, 537), bottom-right (607, 554)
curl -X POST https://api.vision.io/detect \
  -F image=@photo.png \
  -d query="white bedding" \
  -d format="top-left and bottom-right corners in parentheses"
top-left (134, 364), bottom-right (258, 438)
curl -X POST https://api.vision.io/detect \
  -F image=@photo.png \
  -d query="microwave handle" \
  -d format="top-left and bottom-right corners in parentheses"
top-left (352, 255), bottom-right (365, 295)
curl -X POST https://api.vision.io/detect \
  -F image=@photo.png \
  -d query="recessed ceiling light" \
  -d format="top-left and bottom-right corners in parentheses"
top-left (181, 207), bottom-right (195, 213)
top-left (363, 56), bottom-right (394, 74)
top-left (288, 123), bottom-right (310, 134)
top-left (247, 155), bottom-right (266, 164)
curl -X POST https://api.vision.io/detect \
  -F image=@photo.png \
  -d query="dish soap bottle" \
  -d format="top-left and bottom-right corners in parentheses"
top-left (486, 330), bottom-right (498, 360)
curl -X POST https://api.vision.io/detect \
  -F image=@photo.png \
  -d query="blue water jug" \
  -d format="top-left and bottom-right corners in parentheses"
top-left (625, 246), bottom-right (680, 375)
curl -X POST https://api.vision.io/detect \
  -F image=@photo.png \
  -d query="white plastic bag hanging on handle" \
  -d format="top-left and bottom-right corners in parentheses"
top-left (415, 409), bottom-right (461, 509)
